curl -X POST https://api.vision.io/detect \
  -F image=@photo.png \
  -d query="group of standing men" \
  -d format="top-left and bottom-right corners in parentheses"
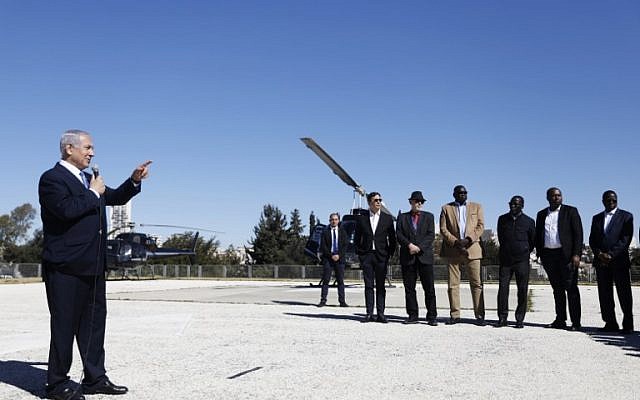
top-left (318, 186), bottom-right (634, 335)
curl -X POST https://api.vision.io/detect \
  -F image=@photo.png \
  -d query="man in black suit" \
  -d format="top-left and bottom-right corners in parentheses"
top-left (495, 196), bottom-right (535, 329)
top-left (355, 192), bottom-right (397, 323)
top-left (535, 187), bottom-right (584, 331)
top-left (396, 191), bottom-right (437, 325)
top-left (589, 190), bottom-right (634, 334)
top-left (318, 212), bottom-right (349, 307)
top-left (39, 130), bottom-right (151, 400)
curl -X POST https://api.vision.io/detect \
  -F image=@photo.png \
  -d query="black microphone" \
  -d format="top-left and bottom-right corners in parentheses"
top-left (91, 164), bottom-right (100, 178)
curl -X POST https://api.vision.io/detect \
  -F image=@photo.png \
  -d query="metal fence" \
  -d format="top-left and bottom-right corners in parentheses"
top-left (4, 262), bottom-right (640, 284)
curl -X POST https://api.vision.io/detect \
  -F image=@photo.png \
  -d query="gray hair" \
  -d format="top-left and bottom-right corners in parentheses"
top-left (59, 129), bottom-right (91, 158)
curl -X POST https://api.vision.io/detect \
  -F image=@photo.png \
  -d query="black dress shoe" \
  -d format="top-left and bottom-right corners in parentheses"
top-left (493, 319), bottom-right (508, 328)
top-left (545, 320), bottom-right (567, 329)
top-left (515, 321), bottom-right (524, 329)
top-left (599, 323), bottom-right (620, 332)
top-left (362, 314), bottom-right (375, 323)
top-left (47, 388), bottom-right (85, 400)
top-left (570, 324), bottom-right (582, 332)
top-left (82, 379), bottom-right (128, 395)
top-left (476, 318), bottom-right (487, 327)
top-left (427, 319), bottom-right (438, 326)
top-left (377, 314), bottom-right (388, 324)
top-left (403, 316), bottom-right (419, 324)
top-left (622, 328), bottom-right (635, 335)
top-left (339, 302), bottom-right (349, 307)
top-left (445, 318), bottom-right (460, 325)
top-left (317, 300), bottom-right (327, 307)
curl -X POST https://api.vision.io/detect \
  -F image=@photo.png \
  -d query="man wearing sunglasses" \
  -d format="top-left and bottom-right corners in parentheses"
top-left (355, 192), bottom-right (397, 323)
top-left (396, 191), bottom-right (437, 325)
top-left (440, 185), bottom-right (486, 325)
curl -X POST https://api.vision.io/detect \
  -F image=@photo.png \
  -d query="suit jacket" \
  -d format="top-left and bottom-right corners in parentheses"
top-left (440, 202), bottom-right (484, 260)
top-left (535, 205), bottom-right (583, 262)
top-left (355, 212), bottom-right (396, 258)
top-left (320, 225), bottom-right (349, 262)
top-left (497, 212), bottom-right (535, 265)
top-left (39, 162), bottom-right (141, 275)
top-left (396, 211), bottom-right (435, 265)
top-left (589, 209), bottom-right (633, 268)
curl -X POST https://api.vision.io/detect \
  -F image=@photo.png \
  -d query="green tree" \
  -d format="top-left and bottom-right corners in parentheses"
top-left (0, 203), bottom-right (37, 261)
top-left (481, 239), bottom-right (500, 265)
top-left (3, 229), bottom-right (43, 263)
top-left (161, 231), bottom-right (221, 265)
top-left (249, 204), bottom-right (289, 264)
top-left (285, 209), bottom-right (308, 264)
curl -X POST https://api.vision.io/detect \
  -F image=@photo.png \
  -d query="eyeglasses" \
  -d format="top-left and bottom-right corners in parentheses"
top-left (372, 198), bottom-right (383, 203)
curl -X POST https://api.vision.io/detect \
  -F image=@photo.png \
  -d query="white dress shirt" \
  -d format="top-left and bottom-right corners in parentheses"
top-left (604, 208), bottom-right (618, 232)
top-left (456, 202), bottom-right (467, 239)
top-left (544, 205), bottom-right (562, 249)
top-left (369, 210), bottom-right (380, 250)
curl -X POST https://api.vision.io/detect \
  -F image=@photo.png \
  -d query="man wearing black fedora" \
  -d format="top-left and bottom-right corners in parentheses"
top-left (396, 191), bottom-right (437, 325)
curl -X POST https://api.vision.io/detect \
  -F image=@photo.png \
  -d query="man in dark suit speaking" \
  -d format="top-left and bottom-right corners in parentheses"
top-left (39, 129), bottom-right (151, 400)
top-left (396, 191), bottom-right (437, 325)
top-left (355, 192), bottom-right (396, 323)
top-left (589, 190), bottom-right (634, 334)
top-left (535, 187), bottom-right (583, 331)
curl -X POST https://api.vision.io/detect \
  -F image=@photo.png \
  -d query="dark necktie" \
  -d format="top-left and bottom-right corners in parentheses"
top-left (332, 229), bottom-right (338, 253)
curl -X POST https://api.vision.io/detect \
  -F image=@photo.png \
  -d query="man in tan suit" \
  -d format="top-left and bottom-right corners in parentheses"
top-left (440, 185), bottom-right (486, 325)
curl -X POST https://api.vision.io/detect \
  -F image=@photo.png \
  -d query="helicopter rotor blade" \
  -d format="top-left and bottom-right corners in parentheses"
top-left (139, 224), bottom-right (225, 234)
top-left (300, 137), bottom-right (365, 196)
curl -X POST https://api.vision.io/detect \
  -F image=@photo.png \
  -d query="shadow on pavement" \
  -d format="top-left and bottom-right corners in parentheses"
top-left (0, 360), bottom-right (48, 398)
top-left (586, 330), bottom-right (640, 358)
top-left (284, 312), bottom-right (365, 322)
top-left (271, 300), bottom-right (317, 307)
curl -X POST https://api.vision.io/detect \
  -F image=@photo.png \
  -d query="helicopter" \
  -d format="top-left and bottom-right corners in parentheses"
top-left (300, 137), bottom-right (396, 270)
top-left (105, 223), bottom-right (221, 278)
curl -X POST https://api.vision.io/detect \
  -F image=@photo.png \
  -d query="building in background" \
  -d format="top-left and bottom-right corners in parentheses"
top-left (108, 202), bottom-right (133, 239)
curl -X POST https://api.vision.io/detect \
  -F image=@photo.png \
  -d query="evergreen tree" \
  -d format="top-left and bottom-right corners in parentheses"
top-left (285, 209), bottom-right (307, 264)
top-left (0, 203), bottom-right (37, 261)
top-left (161, 231), bottom-right (221, 264)
top-left (249, 204), bottom-right (289, 264)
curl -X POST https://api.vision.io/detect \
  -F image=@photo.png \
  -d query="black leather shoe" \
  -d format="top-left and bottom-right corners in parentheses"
top-left (493, 319), bottom-right (508, 328)
top-left (362, 314), bottom-right (375, 323)
top-left (476, 318), bottom-right (487, 327)
top-left (515, 321), bottom-right (524, 329)
top-left (403, 316), bottom-right (419, 324)
top-left (377, 314), bottom-right (388, 324)
top-left (339, 302), bottom-right (349, 307)
top-left (427, 319), bottom-right (438, 326)
top-left (570, 324), bottom-right (582, 332)
top-left (82, 379), bottom-right (128, 395)
top-left (545, 320), bottom-right (567, 329)
top-left (317, 300), bottom-right (327, 307)
top-left (445, 318), bottom-right (460, 325)
top-left (599, 323), bottom-right (620, 332)
top-left (622, 328), bottom-right (635, 335)
top-left (47, 388), bottom-right (85, 400)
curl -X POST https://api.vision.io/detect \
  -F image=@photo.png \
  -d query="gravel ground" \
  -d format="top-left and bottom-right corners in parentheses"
top-left (1, 280), bottom-right (639, 399)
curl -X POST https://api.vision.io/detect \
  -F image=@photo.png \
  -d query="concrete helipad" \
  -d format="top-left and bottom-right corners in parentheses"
top-left (1, 279), bottom-right (639, 399)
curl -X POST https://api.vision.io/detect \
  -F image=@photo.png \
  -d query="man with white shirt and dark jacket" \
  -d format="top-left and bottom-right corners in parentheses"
top-left (535, 187), bottom-right (583, 331)
top-left (355, 192), bottom-right (397, 323)
top-left (495, 196), bottom-right (535, 328)
top-left (589, 190), bottom-right (634, 334)
top-left (318, 212), bottom-right (349, 307)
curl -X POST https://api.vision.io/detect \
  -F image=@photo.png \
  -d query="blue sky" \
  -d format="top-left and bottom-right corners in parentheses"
top-left (1, 1), bottom-right (639, 249)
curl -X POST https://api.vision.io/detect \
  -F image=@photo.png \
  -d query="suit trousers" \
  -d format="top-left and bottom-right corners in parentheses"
top-left (401, 261), bottom-right (437, 320)
top-left (596, 264), bottom-right (634, 330)
top-left (497, 260), bottom-right (530, 322)
top-left (320, 259), bottom-right (346, 303)
top-left (447, 257), bottom-right (484, 319)
top-left (541, 248), bottom-right (581, 325)
top-left (360, 251), bottom-right (388, 315)
top-left (44, 267), bottom-right (107, 391)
